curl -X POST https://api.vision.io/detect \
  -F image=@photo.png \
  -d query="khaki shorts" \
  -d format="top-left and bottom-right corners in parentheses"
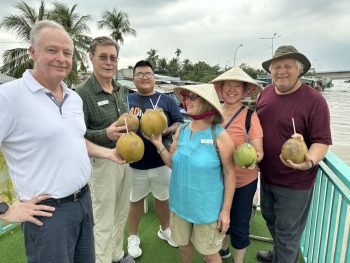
top-left (170, 213), bottom-right (225, 256)
top-left (129, 166), bottom-right (170, 202)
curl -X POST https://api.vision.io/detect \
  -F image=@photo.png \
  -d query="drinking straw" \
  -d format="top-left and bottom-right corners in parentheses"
top-left (124, 117), bottom-right (129, 134)
top-left (292, 117), bottom-right (296, 134)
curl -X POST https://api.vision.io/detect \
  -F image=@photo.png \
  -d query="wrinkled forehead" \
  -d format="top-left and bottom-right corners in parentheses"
top-left (271, 57), bottom-right (297, 66)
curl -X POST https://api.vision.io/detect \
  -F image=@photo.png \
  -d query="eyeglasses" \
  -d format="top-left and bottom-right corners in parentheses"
top-left (97, 55), bottom-right (119, 63)
top-left (183, 94), bottom-right (200, 101)
top-left (134, 72), bottom-right (154, 79)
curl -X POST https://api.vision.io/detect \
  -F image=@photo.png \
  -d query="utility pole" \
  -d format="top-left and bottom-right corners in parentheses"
top-left (234, 43), bottom-right (243, 66)
top-left (260, 33), bottom-right (281, 57)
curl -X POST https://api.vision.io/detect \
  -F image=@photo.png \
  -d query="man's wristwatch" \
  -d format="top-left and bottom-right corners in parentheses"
top-left (0, 201), bottom-right (9, 215)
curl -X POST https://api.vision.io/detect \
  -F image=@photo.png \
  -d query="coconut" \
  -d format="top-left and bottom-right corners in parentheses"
top-left (140, 108), bottom-right (168, 137)
top-left (234, 143), bottom-right (257, 168)
top-left (116, 132), bottom-right (145, 162)
top-left (281, 137), bottom-right (308, 164)
top-left (115, 113), bottom-right (139, 133)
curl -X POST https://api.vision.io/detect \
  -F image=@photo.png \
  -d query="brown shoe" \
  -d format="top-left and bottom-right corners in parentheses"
top-left (256, 250), bottom-right (273, 262)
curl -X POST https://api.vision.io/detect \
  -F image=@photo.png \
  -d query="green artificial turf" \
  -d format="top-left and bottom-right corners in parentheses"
top-left (0, 196), bottom-right (302, 262)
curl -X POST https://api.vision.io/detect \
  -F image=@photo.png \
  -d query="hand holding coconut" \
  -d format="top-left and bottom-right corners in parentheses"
top-left (233, 130), bottom-right (258, 169)
top-left (115, 117), bottom-right (145, 163)
top-left (280, 118), bottom-right (313, 170)
top-left (106, 123), bottom-right (127, 141)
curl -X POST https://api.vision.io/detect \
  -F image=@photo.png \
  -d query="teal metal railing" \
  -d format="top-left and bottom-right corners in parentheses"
top-left (301, 150), bottom-right (350, 263)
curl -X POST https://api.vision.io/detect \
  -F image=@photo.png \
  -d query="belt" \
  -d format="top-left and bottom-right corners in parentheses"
top-left (40, 184), bottom-right (89, 206)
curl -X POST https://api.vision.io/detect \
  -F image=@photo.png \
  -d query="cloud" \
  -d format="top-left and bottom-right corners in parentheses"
top-left (0, 0), bottom-right (349, 71)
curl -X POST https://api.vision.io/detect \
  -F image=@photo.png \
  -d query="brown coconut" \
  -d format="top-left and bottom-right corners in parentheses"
top-left (115, 113), bottom-right (139, 133)
top-left (281, 137), bottom-right (308, 164)
top-left (116, 132), bottom-right (145, 162)
top-left (140, 108), bottom-right (168, 137)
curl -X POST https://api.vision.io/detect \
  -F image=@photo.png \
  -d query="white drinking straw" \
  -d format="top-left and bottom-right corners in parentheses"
top-left (124, 117), bottom-right (129, 134)
top-left (292, 117), bottom-right (296, 134)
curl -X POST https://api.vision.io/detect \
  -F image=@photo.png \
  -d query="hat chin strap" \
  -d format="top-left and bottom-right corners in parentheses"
top-left (183, 102), bottom-right (218, 120)
top-left (188, 111), bottom-right (218, 120)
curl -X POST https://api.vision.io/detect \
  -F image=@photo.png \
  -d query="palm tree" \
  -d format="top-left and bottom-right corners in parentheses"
top-left (97, 9), bottom-right (136, 45)
top-left (49, 2), bottom-right (91, 86)
top-left (175, 48), bottom-right (182, 58)
top-left (146, 49), bottom-right (159, 70)
top-left (0, 0), bottom-right (49, 78)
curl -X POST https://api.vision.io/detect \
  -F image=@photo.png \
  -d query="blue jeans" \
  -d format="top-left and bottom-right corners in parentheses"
top-left (260, 180), bottom-right (313, 263)
top-left (22, 190), bottom-right (95, 263)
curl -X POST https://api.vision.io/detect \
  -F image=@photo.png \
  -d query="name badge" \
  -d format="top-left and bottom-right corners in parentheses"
top-left (97, 100), bottom-right (109, 106)
top-left (201, 139), bottom-right (213, 144)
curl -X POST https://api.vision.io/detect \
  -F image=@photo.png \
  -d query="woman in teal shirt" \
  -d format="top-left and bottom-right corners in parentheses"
top-left (147, 84), bottom-right (236, 263)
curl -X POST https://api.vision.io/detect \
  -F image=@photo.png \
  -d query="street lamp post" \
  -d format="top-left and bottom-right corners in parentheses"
top-left (260, 33), bottom-right (281, 57)
top-left (234, 43), bottom-right (243, 66)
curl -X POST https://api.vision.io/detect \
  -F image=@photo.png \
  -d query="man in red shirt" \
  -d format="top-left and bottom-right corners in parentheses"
top-left (256, 46), bottom-right (332, 263)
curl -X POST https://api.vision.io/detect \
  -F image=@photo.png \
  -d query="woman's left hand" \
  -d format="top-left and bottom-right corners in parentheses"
top-left (217, 209), bottom-right (230, 234)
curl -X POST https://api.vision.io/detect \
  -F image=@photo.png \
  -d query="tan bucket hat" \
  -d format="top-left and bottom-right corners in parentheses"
top-left (209, 67), bottom-right (263, 97)
top-left (262, 45), bottom-right (311, 76)
top-left (173, 84), bottom-right (224, 123)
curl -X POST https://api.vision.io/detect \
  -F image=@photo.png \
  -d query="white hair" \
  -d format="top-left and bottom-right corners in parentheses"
top-left (269, 59), bottom-right (304, 75)
top-left (30, 20), bottom-right (70, 47)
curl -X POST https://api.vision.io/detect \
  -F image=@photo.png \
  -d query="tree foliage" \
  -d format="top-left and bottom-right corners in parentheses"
top-left (0, 0), bottom-right (91, 87)
top-left (143, 49), bottom-right (262, 83)
top-left (98, 9), bottom-right (136, 45)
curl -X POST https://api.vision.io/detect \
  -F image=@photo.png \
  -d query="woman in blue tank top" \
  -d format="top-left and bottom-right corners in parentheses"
top-left (146, 84), bottom-right (236, 263)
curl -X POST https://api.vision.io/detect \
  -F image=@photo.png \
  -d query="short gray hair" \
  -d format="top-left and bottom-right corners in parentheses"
top-left (30, 20), bottom-right (69, 47)
top-left (89, 36), bottom-right (119, 55)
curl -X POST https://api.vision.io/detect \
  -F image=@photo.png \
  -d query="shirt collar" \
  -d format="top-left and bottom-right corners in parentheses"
top-left (90, 73), bottom-right (119, 95)
top-left (23, 69), bottom-right (71, 95)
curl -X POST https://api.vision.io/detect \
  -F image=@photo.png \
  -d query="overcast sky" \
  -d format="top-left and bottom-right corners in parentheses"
top-left (0, 0), bottom-right (349, 72)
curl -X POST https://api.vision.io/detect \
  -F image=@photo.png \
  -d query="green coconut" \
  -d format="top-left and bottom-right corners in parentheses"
top-left (140, 108), bottom-right (168, 137)
top-left (281, 137), bottom-right (308, 164)
top-left (116, 132), bottom-right (145, 162)
top-left (115, 113), bottom-right (139, 133)
top-left (234, 143), bottom-right (257, 168)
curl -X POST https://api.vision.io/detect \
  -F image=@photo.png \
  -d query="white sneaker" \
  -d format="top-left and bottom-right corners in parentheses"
top-left (127, 235), bottom-right (142, 258)
top-left (157, 226), bottom-right (178, 247)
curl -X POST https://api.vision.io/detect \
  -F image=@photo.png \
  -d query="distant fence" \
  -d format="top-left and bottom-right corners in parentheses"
top-left (301, 150), bottom-right (350, 263)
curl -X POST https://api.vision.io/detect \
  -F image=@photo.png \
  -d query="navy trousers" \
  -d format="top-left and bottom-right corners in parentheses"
top-left (22, 190), bottom-right (95, 263)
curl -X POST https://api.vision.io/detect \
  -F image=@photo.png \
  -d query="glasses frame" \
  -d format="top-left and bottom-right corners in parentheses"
top-left (134, 72), bottom-right (154, 79)
top-left (183, 94), bottom-right (200, 102)
top-left (96, 54), bottom-right (119, 63)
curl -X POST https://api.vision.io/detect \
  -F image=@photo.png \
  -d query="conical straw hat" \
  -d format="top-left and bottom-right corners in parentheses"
top-left (209, 67), bottom-right (263, 97)
top-left (174, 83), bottom-right (224, 123)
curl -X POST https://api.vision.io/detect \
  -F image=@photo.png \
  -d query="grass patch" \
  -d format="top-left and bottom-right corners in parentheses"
top-left (0, 195), bottom-right (302, 262)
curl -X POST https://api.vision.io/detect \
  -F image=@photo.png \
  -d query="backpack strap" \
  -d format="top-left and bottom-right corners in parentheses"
top-left (245, 108), bottom-right (254, 133)
top-left (224, 105), bottom-right (245, 129)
